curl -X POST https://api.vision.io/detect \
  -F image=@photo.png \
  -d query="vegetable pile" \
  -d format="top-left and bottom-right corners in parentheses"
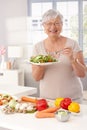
top-left (2, 99), bottom-right (37, 114)
top-left (55, 97), bottom-right (80, 113)
top-left (0, 94), bottom-right (13, 106)
top-left (1, 95), bottom-right (80, 119)
top-left (30, 55), bottom-right (57, 63)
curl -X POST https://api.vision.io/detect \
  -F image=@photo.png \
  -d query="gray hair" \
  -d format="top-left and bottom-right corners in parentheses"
top-left (42, 9), bottom-right (63, 24)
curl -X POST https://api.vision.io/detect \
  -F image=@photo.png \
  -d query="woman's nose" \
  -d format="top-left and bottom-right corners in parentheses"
top-left (50, 23), bottom-right (57, 28)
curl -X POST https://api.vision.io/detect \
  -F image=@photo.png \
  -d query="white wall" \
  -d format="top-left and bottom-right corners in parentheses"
top-left (0, 0), bottom-right (27, 45)
top-left (0, 0), bottom-right (39, 96)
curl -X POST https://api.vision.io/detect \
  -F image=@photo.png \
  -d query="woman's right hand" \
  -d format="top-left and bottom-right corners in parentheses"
top-left (32, 65), bottom-right (45, 81)
top-left (62, 47), bottom-right (74, 60)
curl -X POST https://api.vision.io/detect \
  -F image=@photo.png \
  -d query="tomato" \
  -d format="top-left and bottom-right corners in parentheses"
top-left (68, 102), bottom-right (80, 113)
top-left (36, 99), bottom-right (48, 111)
top-left (60, 97), bottom-right (72, 110)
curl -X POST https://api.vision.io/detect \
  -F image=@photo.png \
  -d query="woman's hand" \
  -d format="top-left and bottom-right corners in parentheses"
top-left (63, 48), bottom-right (86, 77)
top-left (62, 47), bottom-right (74, 60)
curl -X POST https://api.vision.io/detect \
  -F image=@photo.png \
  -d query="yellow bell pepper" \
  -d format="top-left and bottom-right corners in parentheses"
top-left (68, 102), bottom-right (80, 113)
top-left (55, 97), bottom-right (64, 107)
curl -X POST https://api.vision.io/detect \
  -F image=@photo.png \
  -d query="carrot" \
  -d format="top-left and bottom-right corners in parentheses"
top-left (35, 112), bottom-right (55, 118)
top-left (40, 106), bottom-right (60, 113)
top-left (0, 101), bottom-right (3, 105)
top-left (21, 96), bottom-right (38, 103)
top-left (35, 106), bottom-right (60, 118)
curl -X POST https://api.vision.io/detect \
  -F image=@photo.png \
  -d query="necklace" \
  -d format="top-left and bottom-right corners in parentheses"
top-left (47, 49), bottom-right (63, 55)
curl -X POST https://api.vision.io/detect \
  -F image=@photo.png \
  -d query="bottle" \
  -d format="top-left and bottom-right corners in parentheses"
top-left (6, 61), bottom-right (11, 69)
top-left (0, 55), bottom-right (6, 70)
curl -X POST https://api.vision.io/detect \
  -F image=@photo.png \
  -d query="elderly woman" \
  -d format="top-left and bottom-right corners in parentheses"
top-left (31, 9), bottom-right (86, 103)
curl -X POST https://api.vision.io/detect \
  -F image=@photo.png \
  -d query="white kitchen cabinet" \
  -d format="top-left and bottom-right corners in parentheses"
top-left (0, 69), bottom-right (24, 86)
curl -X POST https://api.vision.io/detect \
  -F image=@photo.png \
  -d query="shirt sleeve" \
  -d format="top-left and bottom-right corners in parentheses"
top-left (32, 45), bottom-right (38, 56)
top-left (73, 40), bottom-right (82, 52)
top-left (67, 38), bottom-right (82, 52)
top-left (32, 42), bottom-right (41, 56)
top-left (32, 41), bottom-right (46, 56)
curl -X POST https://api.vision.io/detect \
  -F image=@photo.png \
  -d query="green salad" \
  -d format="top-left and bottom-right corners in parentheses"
top-left (30, 55), bottom-right (57, 63)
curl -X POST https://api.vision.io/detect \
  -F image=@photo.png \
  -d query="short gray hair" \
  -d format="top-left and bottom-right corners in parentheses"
top-left (42, 9), bottom-right (63, 24)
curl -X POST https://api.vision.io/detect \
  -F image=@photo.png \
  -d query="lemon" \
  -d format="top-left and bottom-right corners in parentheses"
top-left (68, 102), bottom-right (80, 113)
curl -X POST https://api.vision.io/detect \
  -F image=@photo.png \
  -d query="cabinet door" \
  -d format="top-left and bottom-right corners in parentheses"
top-left (0, 71), bottom-right (18, 85)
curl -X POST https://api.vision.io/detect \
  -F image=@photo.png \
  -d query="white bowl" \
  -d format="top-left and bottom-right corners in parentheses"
top-left (55, 109), bottom-right (71, 122)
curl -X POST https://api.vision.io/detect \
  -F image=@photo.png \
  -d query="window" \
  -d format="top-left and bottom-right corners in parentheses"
top-left (83, 1), bottom-right (87, 59)
top-left (57, 1), bottom-right (78, 42)
top-left (27, 1), bottom-right (52, 44)
top-left (27, 0), bottom-right (87, 61)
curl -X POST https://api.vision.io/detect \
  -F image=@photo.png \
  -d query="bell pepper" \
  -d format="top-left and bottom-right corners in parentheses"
top-left (36, 99), bottom-right (48, 111)
top-left (55, 97), bottom-right (64, 107)
top-left (60, 97), bottom-right (72, 110)
top-left (68, 102), bottom-right (80, 113)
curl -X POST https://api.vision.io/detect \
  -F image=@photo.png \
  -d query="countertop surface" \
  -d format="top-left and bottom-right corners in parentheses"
top-left (0, 85), bottom-right (37, 97)
top-left (0, 104), bottom-right (87, 130)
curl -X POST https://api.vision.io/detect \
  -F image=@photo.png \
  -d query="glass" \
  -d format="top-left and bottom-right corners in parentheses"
top-left (44, 22), bottom-right (62, 27)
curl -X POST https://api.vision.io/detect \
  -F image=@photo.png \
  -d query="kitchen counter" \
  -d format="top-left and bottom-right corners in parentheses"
top-left (0, 85), bottom-right (37, 97)
top-left (0, 104), bottom-right (87, 130)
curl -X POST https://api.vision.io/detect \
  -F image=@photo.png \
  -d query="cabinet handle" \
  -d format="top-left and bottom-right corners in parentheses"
top-left (0, 73), bottom-right (4, 76)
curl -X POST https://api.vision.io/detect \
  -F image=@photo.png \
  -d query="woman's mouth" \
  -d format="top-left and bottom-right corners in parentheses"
top-left (49, 30), bottom-right (58, 34)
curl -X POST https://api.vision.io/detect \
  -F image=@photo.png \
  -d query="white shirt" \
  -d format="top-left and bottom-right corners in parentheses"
top-left (32, 38), bottom-right (83, 102)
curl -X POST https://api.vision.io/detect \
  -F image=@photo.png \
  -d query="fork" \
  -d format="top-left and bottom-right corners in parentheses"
top-left (55, 50), bottom-right (63, 55)
top-left (47, 49), bottom-right (63, 55)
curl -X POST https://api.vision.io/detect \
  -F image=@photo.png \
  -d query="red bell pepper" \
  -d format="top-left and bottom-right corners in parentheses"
top-left (36, 99), bottom-right (48, 111)
top-left (60, 97), bottom-right (72, 110)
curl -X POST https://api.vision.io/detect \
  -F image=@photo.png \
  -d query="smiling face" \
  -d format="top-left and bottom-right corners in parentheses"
top-left (43, 17), bottom-right (63, 38)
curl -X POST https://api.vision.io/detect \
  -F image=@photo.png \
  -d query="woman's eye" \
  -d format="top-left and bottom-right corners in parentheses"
top-left (55, 23), bottom-right (61, 26)
top-left (47, 23), bottom-right (52, 26)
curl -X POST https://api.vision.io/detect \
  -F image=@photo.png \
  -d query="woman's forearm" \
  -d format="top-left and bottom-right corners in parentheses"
top-left (71, 58), bottom-right (86, 77)
top-left (32, 65), bottom-right (45, 81)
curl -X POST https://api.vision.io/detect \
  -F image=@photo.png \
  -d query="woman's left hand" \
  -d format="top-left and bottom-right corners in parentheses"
top-left (63, 47), bottom-right (86, 77)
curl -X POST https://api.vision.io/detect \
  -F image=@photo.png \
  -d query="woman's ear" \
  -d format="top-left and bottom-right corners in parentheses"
top-left (44, 29), bottom-right (47, 33)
